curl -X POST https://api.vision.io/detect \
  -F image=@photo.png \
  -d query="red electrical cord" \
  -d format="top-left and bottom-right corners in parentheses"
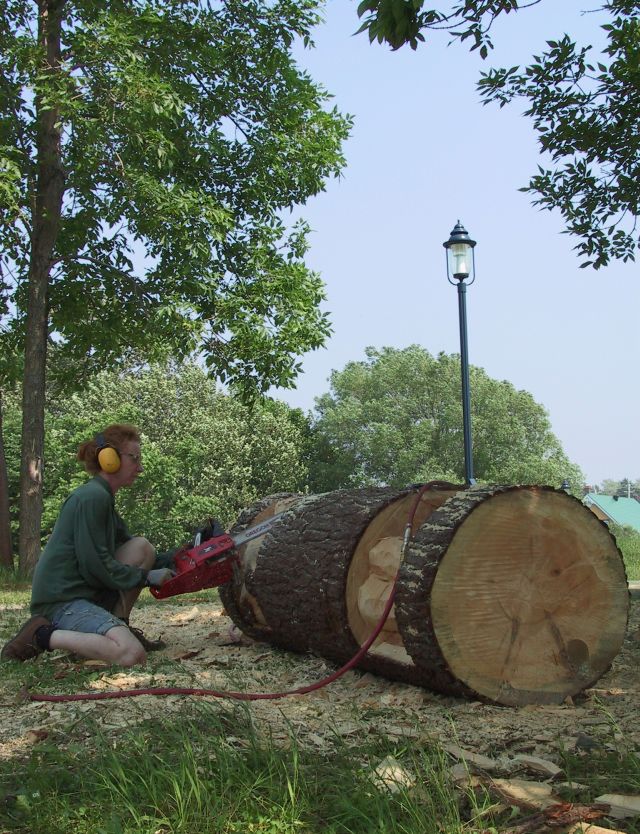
top-left (29, 482), bottom-right (456, 704)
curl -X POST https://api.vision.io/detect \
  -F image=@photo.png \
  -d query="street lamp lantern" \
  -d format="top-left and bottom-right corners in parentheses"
top-left (444, 220), bottom-right (476, 283)
top-left (443, 221), bottom-right (477, 486)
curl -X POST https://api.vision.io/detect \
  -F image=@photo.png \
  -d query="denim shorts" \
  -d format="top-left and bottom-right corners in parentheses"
top-left (51, 600), bottom-right (126, 635)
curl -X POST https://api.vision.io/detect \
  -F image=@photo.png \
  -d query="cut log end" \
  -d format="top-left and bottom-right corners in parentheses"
top-left (219, 493), bottom-right (304, 639)
top-left (427, 487), bottom-right (629, 705)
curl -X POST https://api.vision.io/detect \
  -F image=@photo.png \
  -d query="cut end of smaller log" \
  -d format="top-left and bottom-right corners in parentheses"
top-left (219, 493), bottom-right (303, 638)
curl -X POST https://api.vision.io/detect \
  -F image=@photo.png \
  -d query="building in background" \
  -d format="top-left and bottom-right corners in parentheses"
top-left (583, 493), bottom-right (640, 533)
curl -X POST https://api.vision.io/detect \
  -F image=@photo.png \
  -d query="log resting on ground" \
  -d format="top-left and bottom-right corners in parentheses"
top-left (219, 484), bottom-right (629, 706)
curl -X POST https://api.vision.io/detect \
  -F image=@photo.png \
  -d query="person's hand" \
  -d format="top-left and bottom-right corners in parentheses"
top-left (146, 568), bottom-right (175, 587)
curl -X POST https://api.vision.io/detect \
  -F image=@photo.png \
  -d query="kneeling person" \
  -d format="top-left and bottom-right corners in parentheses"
top-left (2, 424), bottom-right (175, 667)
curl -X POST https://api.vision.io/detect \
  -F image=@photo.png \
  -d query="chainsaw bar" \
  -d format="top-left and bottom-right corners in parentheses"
top-left (150, 511), bottom-right (287, 599)
top-left (230, 511), bottom-right (287, 547)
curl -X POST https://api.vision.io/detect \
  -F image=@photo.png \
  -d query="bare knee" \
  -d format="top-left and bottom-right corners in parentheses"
top-left (105, 625), bottom-right (147, 666)
top-left (116, 536), bottom-right (156, 570)
top-left (134, 537), bottom-right (156, 569)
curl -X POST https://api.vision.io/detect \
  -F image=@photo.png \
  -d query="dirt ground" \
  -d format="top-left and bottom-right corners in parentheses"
top-left (1, 594), bottom-right (639, 771)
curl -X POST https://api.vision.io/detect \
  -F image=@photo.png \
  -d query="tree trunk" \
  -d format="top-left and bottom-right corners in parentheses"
top-left (221, 484), bottom-right (629, 706)
top-left (18, 0), bottom-right (66, 573)
top-left (0, 392), bottom-right (13, 568)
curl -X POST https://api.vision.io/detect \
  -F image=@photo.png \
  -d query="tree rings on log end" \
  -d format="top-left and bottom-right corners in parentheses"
top-left (397, 485), bottom-right (629, 706)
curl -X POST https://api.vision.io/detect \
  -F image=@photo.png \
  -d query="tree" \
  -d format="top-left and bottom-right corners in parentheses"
top-left (308, 345), bottom-right (584, 490)
top-left (355, 0), bottom-right (640, 268)
top-left (598, 477), bottom-right (640, 499)
top-left (3, 362), bottom-right (310, 552)
top-left (0, 0), bottom-right (351, 570)
top-left (0, 301), bottom-right (21, 568)
top-left (0, 386), bottom-right (21, 566)
top-left (608, 522), bottom-right (640, 578)
top-left (0, 391), bottom-right (14, 567)
top-left (616, 478), bottom-right (633, 498)
top-left (599, 479), bottom-right (620, 496)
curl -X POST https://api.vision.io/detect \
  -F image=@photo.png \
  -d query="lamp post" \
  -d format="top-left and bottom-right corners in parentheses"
top-left (443, 221), bottom-right (477, 486)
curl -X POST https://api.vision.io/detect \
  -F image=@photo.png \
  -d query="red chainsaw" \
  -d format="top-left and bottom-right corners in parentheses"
top-left (150, 512), bottom-right (286, 599)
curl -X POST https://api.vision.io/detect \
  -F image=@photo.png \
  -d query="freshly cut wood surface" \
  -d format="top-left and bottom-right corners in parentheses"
top-left (345, 488), bottom-right (461, 664)
top-left (397, 485), bottom-right (629, 705)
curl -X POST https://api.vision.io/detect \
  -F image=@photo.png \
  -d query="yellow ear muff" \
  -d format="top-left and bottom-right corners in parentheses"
top-left (97, 447), bottom-right (121, 473)
top-left (95, 433), bottom-right (121, 473)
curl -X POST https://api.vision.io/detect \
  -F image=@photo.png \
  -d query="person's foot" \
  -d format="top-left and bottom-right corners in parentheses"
top-left (128, 626), bottom-right (166, 652)
top-left (1, 616), bottom-right (51, 661)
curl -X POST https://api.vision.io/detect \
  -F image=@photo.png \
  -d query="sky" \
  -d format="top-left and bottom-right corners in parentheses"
top-left (269, 0), bottom-right (639, 488)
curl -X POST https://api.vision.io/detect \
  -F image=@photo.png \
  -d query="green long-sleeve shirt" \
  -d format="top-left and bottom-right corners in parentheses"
top-left (31, 476), bottom-right (172, 618)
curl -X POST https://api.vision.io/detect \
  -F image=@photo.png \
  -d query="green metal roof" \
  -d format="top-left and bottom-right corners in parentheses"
top-left (584, 493), bottom-right (640, 532)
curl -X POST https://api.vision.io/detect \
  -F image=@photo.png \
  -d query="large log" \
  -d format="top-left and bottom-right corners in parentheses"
top-left (220, 484), bottom-right (629, 705)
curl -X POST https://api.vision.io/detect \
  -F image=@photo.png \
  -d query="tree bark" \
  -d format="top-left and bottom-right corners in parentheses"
top-left (0, 392), bottom-right (13, 568)
top-left (18, 0), bottom-right (66, 573)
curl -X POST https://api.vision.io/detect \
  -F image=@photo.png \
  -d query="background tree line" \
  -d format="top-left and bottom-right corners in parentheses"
top-left (2, 350), bottom-right (584, 566)
top-left (2, 362), bottom-right (310, 555)
top-left (590, 478), bottom-right (640, 500)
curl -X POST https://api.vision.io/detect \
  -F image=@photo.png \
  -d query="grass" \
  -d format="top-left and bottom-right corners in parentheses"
top-left (0, 584), bottom-right (496, 834)
top-left (0, 701), bottom-right (489, 834)
top-left (4, 691), bottom-right (640, 834)
top-left (0, 567), bottom-right (32, 607)
top-left (554, 704), bottom-right (640, 834)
